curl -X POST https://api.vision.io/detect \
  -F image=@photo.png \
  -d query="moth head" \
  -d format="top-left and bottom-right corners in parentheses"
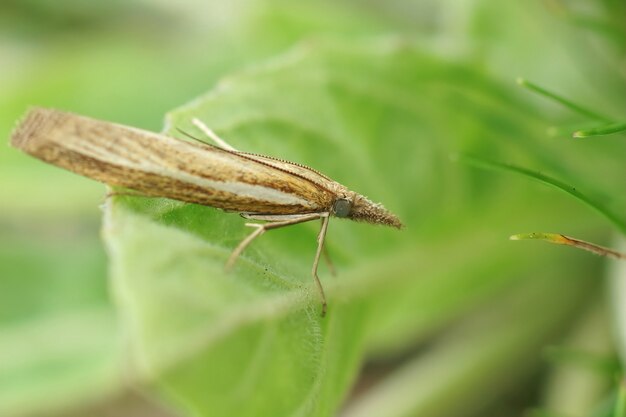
top-left (333, 193), bottom-right (403, 229)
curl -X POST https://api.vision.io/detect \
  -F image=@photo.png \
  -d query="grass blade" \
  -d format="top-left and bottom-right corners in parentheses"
top-left (458, 155), bottom-right (626, 235)
top-left (574, 122), bottom-right (626, 138)
top-left (516, 78), bottom-right (613, 123)
top-left (511, 233), bottom-right (626, 260)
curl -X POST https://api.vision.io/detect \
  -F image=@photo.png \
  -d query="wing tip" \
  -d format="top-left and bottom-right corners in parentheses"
top-left (10, 107), bottom-right (64, 151)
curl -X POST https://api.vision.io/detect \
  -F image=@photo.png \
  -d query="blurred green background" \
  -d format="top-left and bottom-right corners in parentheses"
top-left (1, 1), bottom-right (625, 417)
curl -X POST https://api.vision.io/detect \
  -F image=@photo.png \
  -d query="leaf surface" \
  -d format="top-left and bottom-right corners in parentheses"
top-left (104, 38), bottom-right (605, 416)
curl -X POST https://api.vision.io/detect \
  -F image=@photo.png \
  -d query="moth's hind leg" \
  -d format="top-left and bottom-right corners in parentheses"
top-left (192, 118), bottom-right (239, 152)
top-left (322, 240), bottom-right (336, 277)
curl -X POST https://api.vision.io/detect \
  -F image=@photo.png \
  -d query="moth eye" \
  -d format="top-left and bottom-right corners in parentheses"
top-left (333, 198), bottom-right (351, 218)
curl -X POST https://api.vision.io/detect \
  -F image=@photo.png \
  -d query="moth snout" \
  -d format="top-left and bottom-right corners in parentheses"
top-left (348, 193), bottom-right (403, 229)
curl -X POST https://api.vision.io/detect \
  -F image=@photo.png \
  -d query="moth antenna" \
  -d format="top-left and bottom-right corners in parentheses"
top-left (176, 127), bottom-right (209, 145)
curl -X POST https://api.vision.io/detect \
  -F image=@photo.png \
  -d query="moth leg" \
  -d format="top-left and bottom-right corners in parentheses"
top-left (322, 242), bottom-right (337, 277)
top-left (312, 213), bottom-right (330, 316)
top-left (226, 213), bottom-right (323, 271)
top-left (225, 223), bottom-right (266, 272)
top-left (191, 118), bottom-right (238, 152)
top-left (226, 212), bottom-right (331, 316)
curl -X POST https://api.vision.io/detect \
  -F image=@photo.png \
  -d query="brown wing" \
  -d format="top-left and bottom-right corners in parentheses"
top-left (10, 108), bottom-right (338, 214)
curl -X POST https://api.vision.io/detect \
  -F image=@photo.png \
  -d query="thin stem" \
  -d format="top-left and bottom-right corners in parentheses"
top-left (516, 78), bottom-right (613, 123)
top-left (510, 232), bottom-right (626, 260)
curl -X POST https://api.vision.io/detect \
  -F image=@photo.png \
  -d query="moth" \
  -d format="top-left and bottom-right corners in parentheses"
top-left (10, 108), bottom-right (402, 315)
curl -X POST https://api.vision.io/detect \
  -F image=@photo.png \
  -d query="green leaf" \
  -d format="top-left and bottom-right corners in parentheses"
top-left (103, 38), bottom-right (607, 417)
top-left (105, 208), bottom-right (368, 416)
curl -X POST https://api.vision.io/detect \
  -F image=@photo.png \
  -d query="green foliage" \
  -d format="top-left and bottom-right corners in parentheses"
top-left (103, 39), bottom-right (603, 416)
top-left (0, 233), bottom-right (119, 416)
top-left (517, 78), bottom-right (626, 138)
top-left (1, 1), bottom-right (625, 416)
top-left (458, 155), bottom-right (626, 234)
